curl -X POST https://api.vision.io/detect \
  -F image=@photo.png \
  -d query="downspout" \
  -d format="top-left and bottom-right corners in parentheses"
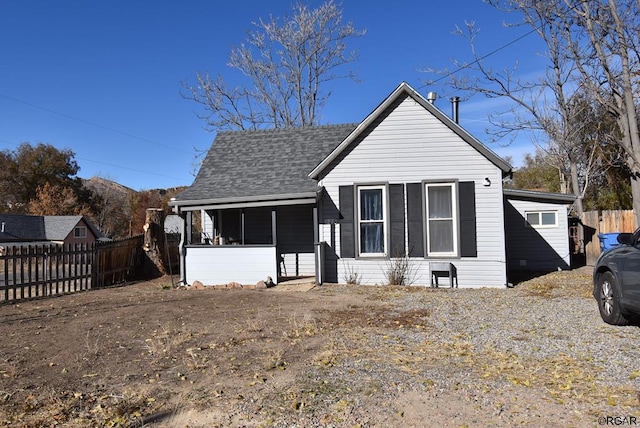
top-left (172, 201), bottom-right (188, 286)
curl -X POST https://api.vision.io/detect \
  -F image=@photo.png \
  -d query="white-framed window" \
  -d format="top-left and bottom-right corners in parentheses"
top-left (526, 211), bottom-right (558, 228)
top-left (357, 185), bottom-right (387, 256)
top-left (425, 182), bottom-right (458, 256)
top-left (74, 226), bottom-right (87, 238)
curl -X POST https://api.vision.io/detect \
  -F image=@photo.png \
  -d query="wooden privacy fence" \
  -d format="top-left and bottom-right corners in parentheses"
top-left (0, 235), bottom-right (147, 303)
top-left (94, 235), bottom-right (145, 288)
top-left (581, 210), bottom-right (637, 265)
top-left (0, 243), bottom-right (93, 302)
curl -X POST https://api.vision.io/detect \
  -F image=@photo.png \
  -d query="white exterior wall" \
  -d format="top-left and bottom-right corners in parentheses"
top-left (185, 245), bottom-right (277, 285)
top-left (318, 96), bottom-right (507, 288)
top-left (202, 211), bottom-right (214, 242)
top-left (505, 198), bottom-right (570, 272)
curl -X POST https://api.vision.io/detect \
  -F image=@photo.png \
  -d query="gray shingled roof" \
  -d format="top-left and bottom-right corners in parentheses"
top-left (174, 124), bottom-right (357, 203)
top-left (43, 216), bottom-right (103, 241)
top-left (0, 214), bottom-right (46, 242)
top-left (0, 215), bottom-right (104, 243)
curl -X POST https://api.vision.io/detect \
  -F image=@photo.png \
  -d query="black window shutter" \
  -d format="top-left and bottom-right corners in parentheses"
top-left (389, 184), bottom-right (405, 257)
top-left (459, 181), bottom-right (477, 257)
top-left (406, 183), bottom-right (424, 257)
top-left (339, 186), bottom-right (355, 258)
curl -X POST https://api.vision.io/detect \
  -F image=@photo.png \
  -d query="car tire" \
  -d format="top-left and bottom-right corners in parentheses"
top-left (596, 271), bottom-right (630, 326)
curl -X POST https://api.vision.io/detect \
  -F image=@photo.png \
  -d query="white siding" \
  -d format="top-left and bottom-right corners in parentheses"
top-left (185, 245), bottom-right (277, 285)
top-left (319, 96), bottom-right (507, 288)
top-left (202, 210), bottom-right (214, 242)
top-left (505, 198), bottom-right (570, 272)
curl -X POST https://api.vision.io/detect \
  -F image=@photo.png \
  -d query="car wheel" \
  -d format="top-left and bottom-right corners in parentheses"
top-left (597, 271), bottom-right (630, 326)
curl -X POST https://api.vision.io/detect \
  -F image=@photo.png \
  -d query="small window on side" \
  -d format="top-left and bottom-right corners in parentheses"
top-left (525, 211), bottom-right (558, 228)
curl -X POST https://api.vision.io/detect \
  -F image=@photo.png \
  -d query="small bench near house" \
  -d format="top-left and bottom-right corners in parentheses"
top-left (430, 262), bottom-right (458, 288)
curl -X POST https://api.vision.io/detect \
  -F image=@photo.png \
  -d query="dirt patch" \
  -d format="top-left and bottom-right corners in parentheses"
top-left (0, 272), bottom-right (638, 427)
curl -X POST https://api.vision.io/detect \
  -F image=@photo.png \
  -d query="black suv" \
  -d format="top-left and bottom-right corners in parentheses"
top-left (593, 229), bottom-right (640, 325)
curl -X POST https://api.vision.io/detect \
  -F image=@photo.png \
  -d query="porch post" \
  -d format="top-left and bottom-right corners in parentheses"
top-left (272, 208), bottom-right (278, 280)
top-left (185, 211), bottom-right (193, 245)
top-left (178, 211), bottom-right (189, 286)
top-left (313, 206), bottom-right (323, 285)
top-left (271, 209), bottom-right (277, 246)
top-left (241, 209), bottom-right (245, 245)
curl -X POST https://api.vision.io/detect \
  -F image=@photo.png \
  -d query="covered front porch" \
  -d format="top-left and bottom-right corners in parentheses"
top-left (171, 193), bottom-right (325, 286)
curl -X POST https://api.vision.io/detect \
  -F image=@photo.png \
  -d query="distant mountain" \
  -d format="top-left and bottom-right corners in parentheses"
top-left (83, 176), bottom-right (135, 199)
top-left (82, 176), bottom-right (187, 239)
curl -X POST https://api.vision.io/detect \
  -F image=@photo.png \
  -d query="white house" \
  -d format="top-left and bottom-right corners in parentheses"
top-left (169, 82), bottom-right (575, 288)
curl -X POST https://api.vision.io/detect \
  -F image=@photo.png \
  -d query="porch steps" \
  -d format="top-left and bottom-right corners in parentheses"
top-left (274, 277), bottom-right (316, 292)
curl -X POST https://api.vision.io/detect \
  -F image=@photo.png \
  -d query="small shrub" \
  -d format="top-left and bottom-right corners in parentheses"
top-left (343, 262), bottom-right (362, 285)
top-left (383, 254), bottom-right (418, 286)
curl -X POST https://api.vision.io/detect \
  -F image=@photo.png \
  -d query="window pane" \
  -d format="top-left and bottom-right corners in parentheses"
top-left (526, 213), bottom-right (539, 225)
top-left (428, 186), bottom-right (452, 218)
top-left (429, 220), bottom-right (453, 252)
top-left (360, 189), bottom-right (383, 221)
top-left (541, 212), bottom-right (556, 225)
top-left (360, 223), bottom-right (384, 253)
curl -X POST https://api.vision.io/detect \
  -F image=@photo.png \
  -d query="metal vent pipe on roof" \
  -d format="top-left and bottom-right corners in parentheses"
top-left (451, 96), bottom-right (460, 123)
top-left (426, 92), bottom-right (437, 104)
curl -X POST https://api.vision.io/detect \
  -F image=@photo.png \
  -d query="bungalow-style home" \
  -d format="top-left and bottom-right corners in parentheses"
top-left (170, 82), bottom-right (576, 288)
top-left (0, 214), bottom-right (105, 246)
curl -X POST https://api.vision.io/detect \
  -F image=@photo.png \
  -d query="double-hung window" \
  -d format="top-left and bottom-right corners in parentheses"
top-left (425, 182), bottom-right (457, 256)
top-left (357, 185), bottom-right (387, 256)
top-left (74, 226), bottom-right (87, 238)
top-left (526, 211), bottom-right (557, 228)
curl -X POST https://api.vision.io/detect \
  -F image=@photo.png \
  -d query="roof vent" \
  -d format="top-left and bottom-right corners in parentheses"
top-left (1, 222), bottom-right (4, 233)
top-left (451, 96), bottom-right (460, 123)
top-left (427, 92), bottom-right (437, 104)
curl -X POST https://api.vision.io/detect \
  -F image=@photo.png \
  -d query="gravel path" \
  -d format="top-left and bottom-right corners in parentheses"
top-left (290, 270), bottom-right (640, 427)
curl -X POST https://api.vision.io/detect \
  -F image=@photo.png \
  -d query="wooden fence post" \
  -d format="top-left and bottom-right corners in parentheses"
top-left (143, 208), bottom-right (167, 278)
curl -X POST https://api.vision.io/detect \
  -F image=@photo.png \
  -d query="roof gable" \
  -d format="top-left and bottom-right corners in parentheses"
top-left (44, 216), bottom-right (103, 241)
top-left (173, 124), bottom-right (357, 205)
top-left (309, 82), bottom-right (512, 179)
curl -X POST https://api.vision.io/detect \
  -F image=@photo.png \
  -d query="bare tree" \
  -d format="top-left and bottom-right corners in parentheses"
top-left (559, 0), bottom-right (640, 223)
top-left (423, 6), bottom-right (595, 217)
top-left (182, 1), bottom-right (365, 131)
top-left (430, 0), bottom-right (640, 223)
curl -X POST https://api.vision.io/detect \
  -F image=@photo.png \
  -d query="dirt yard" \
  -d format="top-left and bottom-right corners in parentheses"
top-left (0, 271), bottom-right (639, 427)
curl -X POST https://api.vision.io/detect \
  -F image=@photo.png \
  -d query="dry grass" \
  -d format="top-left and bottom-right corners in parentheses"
top-left (520, 269), bottom-right (593, 298)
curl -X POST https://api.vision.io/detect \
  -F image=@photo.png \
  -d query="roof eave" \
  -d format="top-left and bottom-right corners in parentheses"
top-left (503, 188), bottom-right (577, 203)
top-left (170, 191), bottom-right (319, 209)
top-left (309, 82), bottom-right (513, 179)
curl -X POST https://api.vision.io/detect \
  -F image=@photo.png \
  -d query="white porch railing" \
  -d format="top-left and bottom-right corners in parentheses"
top-left (184, 245), bottom-right (277, 286)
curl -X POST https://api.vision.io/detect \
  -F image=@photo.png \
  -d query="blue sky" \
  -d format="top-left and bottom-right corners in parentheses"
top-left (0, 1), bottom-right (547, 191)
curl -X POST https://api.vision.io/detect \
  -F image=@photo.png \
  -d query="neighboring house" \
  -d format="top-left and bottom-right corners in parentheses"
top-left (0, 214), bottom-right (46, 243)
top-left (170, 82), bottom-right (575, 288)
top-left (43, 216), bottom-right (105, 245)
top-left (0, 214), bottom-right (105, 246)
